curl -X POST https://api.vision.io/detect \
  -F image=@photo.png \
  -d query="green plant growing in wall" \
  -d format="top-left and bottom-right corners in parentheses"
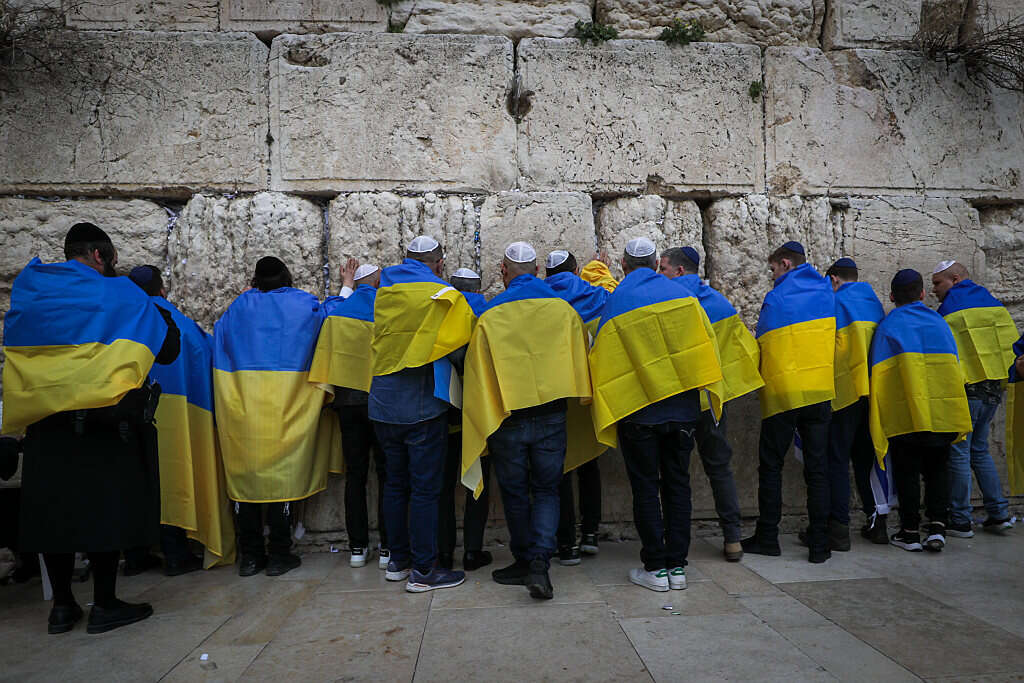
top-left (575, 21), bottom-right (618, 44)
top-left (749, 81), bottom-right (763, 100)
top-left (659, 19), bottom-right (706, 46)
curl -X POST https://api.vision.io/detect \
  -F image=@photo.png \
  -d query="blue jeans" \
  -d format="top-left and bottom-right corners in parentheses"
top-left (488, 412), bottom-right (567, 568)
top-left (374, 415), bottom-right (448, 574)
top-left (948, 396), bottom-right (1010, 525)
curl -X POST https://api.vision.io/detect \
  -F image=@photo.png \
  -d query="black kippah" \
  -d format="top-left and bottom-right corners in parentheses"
top-left (892, 268), bottom-right (921, 288)
top-left (65, 222), bottom-right (111, 246)
top-left (255, 256), bottom-right (287, 278)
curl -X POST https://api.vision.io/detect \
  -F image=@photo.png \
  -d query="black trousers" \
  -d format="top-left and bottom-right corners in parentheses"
top-left (889, 432), bottom-right (953, 531)
top-left (439, 430), bottom-right (491, 555)
top-left (556, 458), bottom-right (602, 547)
top-left (236, 502), bottom-right (292, 558)
top-left (694, 408), bottom-right (742, 543)
top-left (827, 398), bottom-right (878, 523)
top-left (338, 405), bottom-right (387, 550)
top-left (757, 401), bottom-right (831, 551)
top-left (43, 551), bottom-right (120, 608)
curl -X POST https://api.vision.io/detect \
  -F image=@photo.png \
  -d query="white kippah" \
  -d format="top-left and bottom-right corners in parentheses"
top-left (545, 250), bottom-right (570, 269)
top-left (354, 264), bottom-right (379, 280)
top-left (453, 267), bottom-right (480, 279)
top-left (933, 260), bottom-right (957, 275)
top-left (625, 237), bottom-right (656, 258)
top-left (408, 235), bottom-right (440, 253)
top-left (505, 241), bottom-right (537, 264)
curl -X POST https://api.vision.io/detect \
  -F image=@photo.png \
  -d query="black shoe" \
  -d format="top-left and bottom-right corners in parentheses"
top-left (982, 517), bottom-right (1014, 535)
top-left (808, 547), bottom-right (831, 564)
top-left (580, 534), bottom-right (599, 555)
top-left (438, 553), bottom-right (454, 571)
top-left (492, 559), bottom-right (530, 585)
top-left (164, 554), bottom-right (203, 577)
top-left (740, 535), bottom-right (781, 556)
top-left (556, 545), bottom-right (581, 566)
top-left (47, 602), bottom-right (84, 634)
top-left (122, 553), bottom-right (162, 577)
top-left (891, 529), bottom-right (923, 552)
top-left (238, 554), bottom-right (267, 577)
top-left (923, 522), bottom-right (945, 552)
top-left (87, 600), bottom-right (154, 634)
top-left (526, 559), bottom-right (553, 600)
top-left (265, 553), bottom-right (301, 576)
top-left (828, 522), bottom-right (851, 552)
top-left (861, 513), bottom-right (890, 544)
top-left (463, 550), bottom-right (493, 571)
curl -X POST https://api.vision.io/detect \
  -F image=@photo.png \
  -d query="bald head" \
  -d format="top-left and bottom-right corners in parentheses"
top-left (931, 261), bottom-right (970, 302)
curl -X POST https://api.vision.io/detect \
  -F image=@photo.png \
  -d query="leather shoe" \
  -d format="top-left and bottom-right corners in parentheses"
top-left (265, 553), bottom-right (301, 576)
top-left (492, 559), bottom-right (530, 585)
top-left (740, 535), bottom-right (781, 556)
top-left (165, 554), bottom-right (203, 577)
top-left (462, 550), bottom-right (493, 571)
top-left (723, 542), bottom-right (743, 562)
top-left (238, 554), bottom-right (267, 577)
top-left (87, 600), bottom-right (153, 634)
top-left (48, 602), bottom-right (84, 634)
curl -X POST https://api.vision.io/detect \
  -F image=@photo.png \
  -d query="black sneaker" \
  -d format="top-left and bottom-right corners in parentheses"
top-left (740, 535), bottom-right (781, 556)
top-left (923, 522), bottom-right (945, 552)
top-left (890, 529), bottom-right (923, 552)
top-left (462, 550), bottom-right (493, 571)
top-left (265, 553), bottom-right (301, 576)
top-left (47, 602), bottom-right (84, 635)
top-left (947, 520), bottom-right (974, 538)
top-left (808, 547), bottom-right (831, 564)
top-left (526, 559), bottom-right (553, 600)
top-left (982, 517), bottom-right (1014, 535)
top-left (580, 534), bottom-right (599, 555)
top-left (861, 513), bottom-right (890, 544)
top-left (238, 554), bottom-right (267, 577)
top-left (557, 545), bottom-right (581, 566)
top-left (86, 600), bottom-right (153, 634)
top-left (492, 559), bottom-right (530, 585)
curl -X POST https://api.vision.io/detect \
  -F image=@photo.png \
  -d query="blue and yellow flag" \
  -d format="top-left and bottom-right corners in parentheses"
top-left (832, 282), bottom-right (885, 412)
top-left (213, 288), bottom-right (331, 503)
top-left (460, 274), bottom-right (596, 497)
top-left (579, 260), bottom-right (618, 293)
top-left (545, 270), bottom-right (610, 338)
top-left (372, 259), bottom-right (475, 377)
top-left (1005, 334), bottom-right (1024, 494)
top-left (149, 297), bottom-right (235, 569)
top-left (675, 274), bottom-right (763, 407)
top-left (2, 259), bottom-right (168, 435)
top-left (938, 280), bottom-right (1018, 385)
top-left (462, 291), bottom-right (489, 317)
top-left (590, 268), bottom-right (724, 448)
top-left (310, 285), bottom-right (376, 394)
top-left (867, 302), bottom-right (971, 464)
top-left (756, 263), bottom-right (836, 418)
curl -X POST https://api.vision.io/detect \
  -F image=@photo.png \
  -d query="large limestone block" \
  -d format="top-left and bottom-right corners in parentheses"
top-left (0, 31), bottom-right (268, 197)
top-left (479, 192), bottom-right (595, 295)
top-left (167, 193), bottom-right (324, 331)
top-left (0, 197), bottom-right (168, 321)
top-left (220, 0), bottom-right (386, 33)
top-left (595, 196), bottom-right (704, 279)
top-left (822, 0), bottom-right (920, 49)
top-left (704, 195), bottom-right (840, 326)
top-left (843, 197), bottom-right (983, 309)
top-left (270, 33), bottom-right (516, 194)
top-left (327, 192), bottom-right (478, 295)
top-left (67, 0), bottom-right (218, 30)
top-left (766, 48), bottom-right (1024, 200)
top-left (980, 205), bottom-right (1024, 325)
top-left (517, 39), bottom-right (764, 194)
top-left (596, 0), bottom-right (824, 44)
top-left (400, 0), bottom-right (592, 39)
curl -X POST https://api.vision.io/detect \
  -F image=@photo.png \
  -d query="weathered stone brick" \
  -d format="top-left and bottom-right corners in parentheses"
top-left (220, 0), bottom-right (386, 33)
top-left (399, 0), bottom-right (592, 39)
top-left (982, 205), bottom-right (1024, 327)
top-left (596, 196), bottom-right (704, 279)
top-left (822, 0), bottom-right (920, 49)
top-left (67, 0), bottom-right (218, 30)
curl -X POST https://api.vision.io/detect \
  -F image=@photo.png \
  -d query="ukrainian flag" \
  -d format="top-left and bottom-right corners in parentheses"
top-left (590, 268), bottom-right (724, 448)
top-left (149, 297), bottom-right (235, 569)
top-left (867, 302), bottom-right (971, 464)
top-left (756, 264), bottom-right (836, 418)
top-left (371, 260), bottom-right (475, 377)
top-left (675, 274), bottom-right (763, 407)
top-left (579, 260), bottom-right (618, 293)
top-left (938, 280), bottom-right (1018, 385)
top-left (460, 274), bottom-right (596, 498)
top-left (2, 259), bottom-right (168, 435)
top-left (832, 282), bottom-right (885, 412)
top-left (310, 285), bottom-right (376, 394)
top-left (546, 270), bottom-right (610, 338)
top-left (461, 291), bottom-right (489, 317)
top-left (213, 288), bottom-right (331, 503)
top-left (1007, 335), bottom-right (1024, 494)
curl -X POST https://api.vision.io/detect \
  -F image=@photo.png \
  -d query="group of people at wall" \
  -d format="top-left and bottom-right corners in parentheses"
top-left (2, 222), bottom-right (1022, 635)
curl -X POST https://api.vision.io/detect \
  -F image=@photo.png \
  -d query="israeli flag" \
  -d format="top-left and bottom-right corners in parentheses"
top-left (870, 452), bottom-right (898, 514)
top-left (433, 357), bottom-right (462, 409)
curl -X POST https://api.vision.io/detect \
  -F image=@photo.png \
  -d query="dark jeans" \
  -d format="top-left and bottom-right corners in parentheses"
top-left (889, 432), bottom-right (953, 531)
top-left (374, 414), bottom-right (448, 574)
top-left (557, 458), bottom-right (601, 547)
top-left (618, 420), bottom-right (696, 571)
top-left (488, 411), bottom-right (567, 569)
top-left (694, 408), bottom-right (741, 543)
top-left (338, 405), bottom-right (388, 550)
top-left (828, 398), bottom-right (877, 524)
top-left (439, 430), bottom-right (491, 555)
top-left (236, 502), bottom-right (292, 558)
top-left (757, 401), bottom-right (831, 551)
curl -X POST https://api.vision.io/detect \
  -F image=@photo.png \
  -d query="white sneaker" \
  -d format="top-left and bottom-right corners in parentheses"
top-left (378, 547), bottom-right (390, 570)
top-left (629, 567), bottom-right (669, 592)
top-left (349, 548), bottom-right (368, 568)
top-left (668, 566), bottom-right (687, 590)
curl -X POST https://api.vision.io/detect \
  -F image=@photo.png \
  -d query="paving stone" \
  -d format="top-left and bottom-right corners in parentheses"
top-left (739, 535), bottom-right (886, 584)
top-left (778, 623), bottom-right (922, 682)
top-left (66, 0), bottom-right (218, 29)
top-left (596, 196), bottom-right (704, 279)
top-left (599, 580), bottom-right (745, 620)
top-left (220, 0), bottom-right (387, 33)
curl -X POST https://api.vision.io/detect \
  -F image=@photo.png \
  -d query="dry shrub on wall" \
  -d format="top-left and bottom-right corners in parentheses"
top-left (910, 0), bottom-right (1024, 93)
top-left (0, 0), bottom-right (65, 92)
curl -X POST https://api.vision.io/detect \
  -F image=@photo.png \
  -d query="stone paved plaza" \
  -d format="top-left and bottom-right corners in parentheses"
top-left (3, 529), bottom-right (1024, 682)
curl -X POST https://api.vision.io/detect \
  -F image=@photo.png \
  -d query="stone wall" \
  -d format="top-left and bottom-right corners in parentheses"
top-left (4, 0), bottom-right (1024, 544)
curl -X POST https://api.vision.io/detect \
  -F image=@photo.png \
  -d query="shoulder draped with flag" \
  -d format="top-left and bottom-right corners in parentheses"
top-left (938, 280), bottom-right (1019, 385)
top-left (677, 274), bottom-right (763, 407)
top-left (832, 281), bottom-right (885, 412)
top-left (150, 297), bottom-right (235, 568)
top-left (2, 259), bottom-right (168, 435)
top-left (756, 263), bottom-right (836, 418)
top-left (867, 302), bottom-right (971, 464)
top-left (1005, 334), bottom-right (1024, 494)
top-left (545, 271), bottom-right (611, 337)
top-left (460, 274), bottom-right (596, 497)
top-left (371, 259), bottom-right (475, 377)
top-left (589, 268), bottom-right (724, 448)
top-left (310, 284), bottom-right (376, 393)
top-left (213, 287), bottom-right (331, 503)
top-left (579, 260), bottom-right (618, 293)
top-left (462, 291), bottom-right (489, 317)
